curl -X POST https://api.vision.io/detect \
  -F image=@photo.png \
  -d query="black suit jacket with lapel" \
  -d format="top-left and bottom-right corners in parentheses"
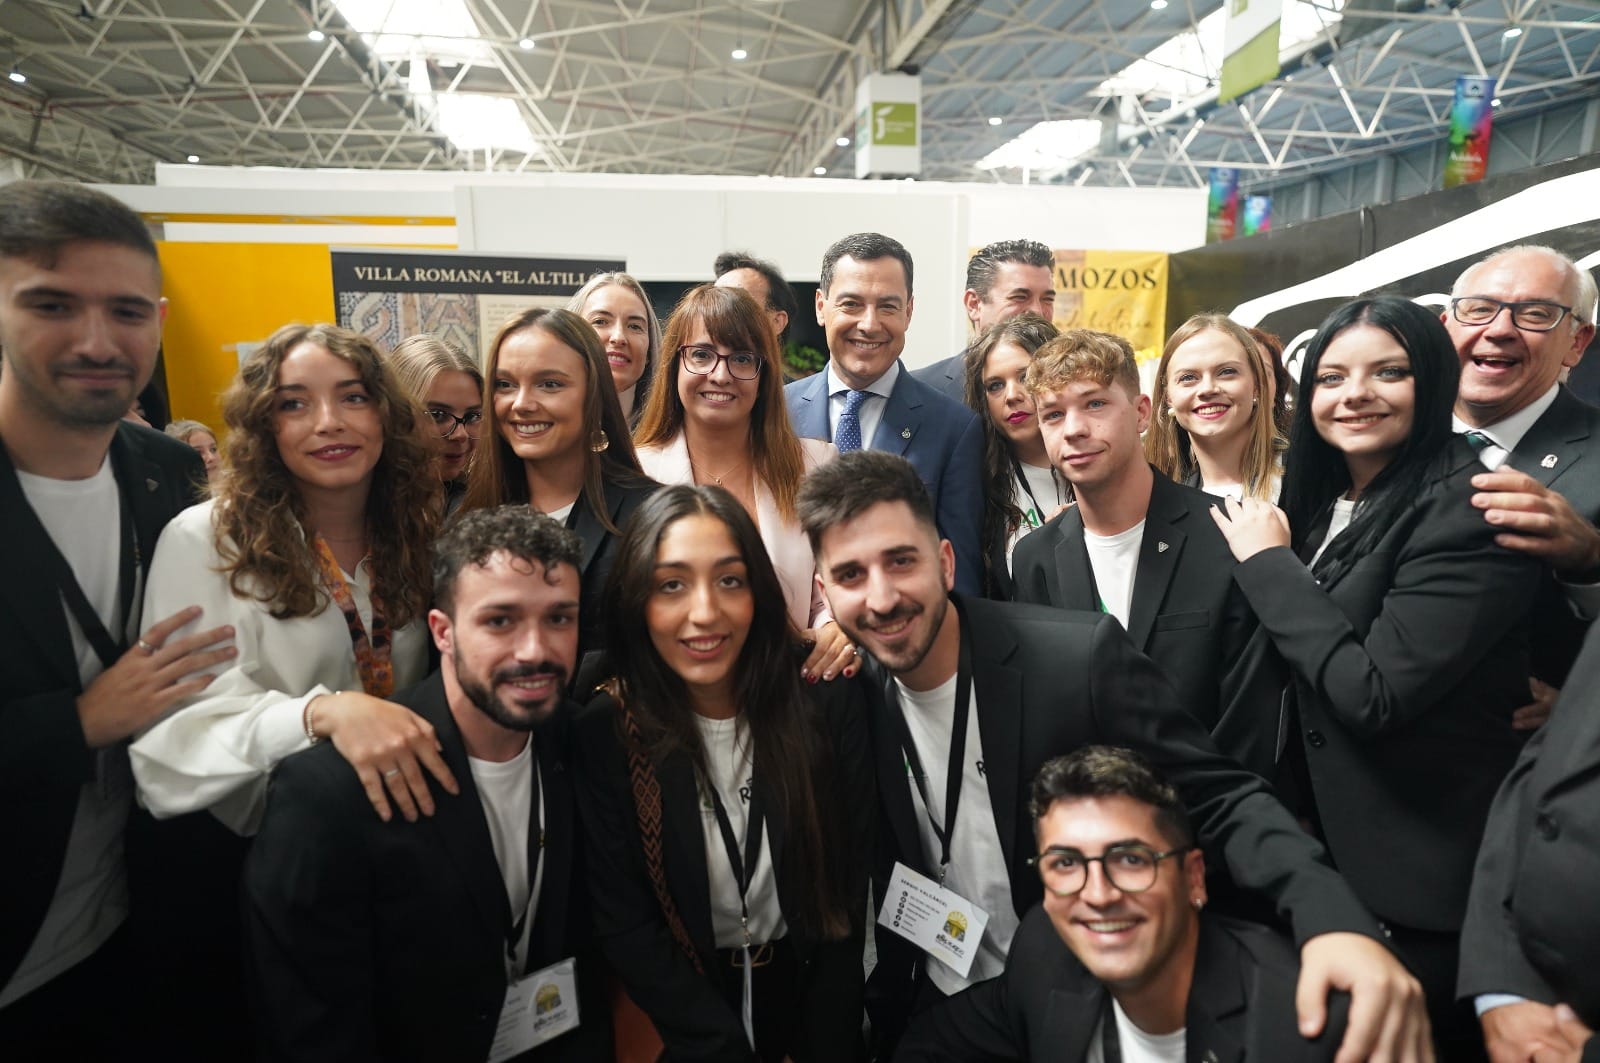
top-left (567, 476), bottom-right (658, 663)
top-left (896, 908), bottom-right (1347, 1062)
top-left (1459, 618), bottom-right (1600, 1031)
top-left (1009, 470), bottom-right (1284, 778)
top-left (1497, 385), bottom-right (1600, 684)
top-left (863, 595), bottom-right (1379, 1042)
top-left (243, 672), bottom-right (608, 1063)
top-left (573, 675), bottom-right (873, 1063)
top-left (1232, 443), bottom-right (1542, 933)
top-left (0, 422), bottom-right (202, 990)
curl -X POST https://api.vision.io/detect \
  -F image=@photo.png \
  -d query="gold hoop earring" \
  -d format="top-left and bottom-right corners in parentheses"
top-left (589, 429), bottom-right (609, 453)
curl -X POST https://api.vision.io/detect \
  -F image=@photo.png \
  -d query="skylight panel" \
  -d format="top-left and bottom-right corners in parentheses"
top-left (333, 0), bottom-right (491, 63)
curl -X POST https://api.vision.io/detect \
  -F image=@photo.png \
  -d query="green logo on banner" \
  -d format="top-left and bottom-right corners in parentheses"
top-left (871, 102), bottom-right (917, 146)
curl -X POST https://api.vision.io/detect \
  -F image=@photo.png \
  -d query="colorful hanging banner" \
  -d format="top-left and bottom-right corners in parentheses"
top-left (1206, 167), bottom-right (1241, 243)
top-left (1443, 75), bottom-right (1496, 189)
top-left (1219, 0), bottom-right (1284, 104)
top-left (1242, 195), bottom-right (1272, 236)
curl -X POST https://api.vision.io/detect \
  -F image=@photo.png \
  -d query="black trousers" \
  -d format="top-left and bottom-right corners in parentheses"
top-left (1385, 922), bottom-right (1488, 1063)
top-left (713, 938), bottom-right (801, 1063)
top-left (0, 926), bottom-right (135, 1060)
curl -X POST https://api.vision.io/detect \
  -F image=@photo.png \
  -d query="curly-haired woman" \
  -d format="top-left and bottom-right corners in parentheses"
top-left (131, 323), bottom-right (460, 835)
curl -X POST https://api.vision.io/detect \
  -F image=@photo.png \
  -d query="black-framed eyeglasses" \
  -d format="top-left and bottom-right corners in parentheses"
top-left (677, 344), bottom-right (764, 380)
top-left (426, 407), bottom-right (483, 437)
top-left (1026, 843), bottom-right (1193, 897)
top-left (1450, 297), bottom-right (1575, 333)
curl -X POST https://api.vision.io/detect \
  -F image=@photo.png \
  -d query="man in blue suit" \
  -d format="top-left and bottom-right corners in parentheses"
top-left (785, 232), bottom-right (986, 596)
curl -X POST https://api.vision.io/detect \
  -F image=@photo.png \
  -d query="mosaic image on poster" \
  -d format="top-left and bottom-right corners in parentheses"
top-left (332, 250), bottom-right (626, 363)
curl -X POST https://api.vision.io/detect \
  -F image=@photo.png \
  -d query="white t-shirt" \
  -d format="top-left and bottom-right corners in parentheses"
top-left (893, 673), bottom-right (1015, 995)
top-left (545, 501), bottom-right (576, 526)
top-left (1309, 497), bottom-right (1358, 568)
top-left (1083, 520), bottom-right (1147, 629)
top-left (1005, 463), bottom-right (1067, 575)
top-left (468, 738), bottom-right (544, 975)
top-left (693, 714), bottom-right (787, 948)
top-left (1086, 1000), bottom-right (1187, 1063)
top-left (3, 458), bottom-right (134, 1007)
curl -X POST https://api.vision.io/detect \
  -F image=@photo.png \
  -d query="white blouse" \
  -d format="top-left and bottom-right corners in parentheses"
top-left (129, 500), bottom-right (428, 835)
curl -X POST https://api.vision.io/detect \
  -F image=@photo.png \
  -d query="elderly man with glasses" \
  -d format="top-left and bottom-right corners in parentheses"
top-left (897, 746), bottom-right (1347, 1062)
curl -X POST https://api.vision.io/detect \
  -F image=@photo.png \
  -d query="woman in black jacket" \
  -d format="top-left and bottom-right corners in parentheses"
top-left (1211, 296), bottom-right (1542, 1058)
top-left (574, 484), bottom-right (870, 1062)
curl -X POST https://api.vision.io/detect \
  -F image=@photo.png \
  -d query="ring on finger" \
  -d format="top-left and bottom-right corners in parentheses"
top-left (137, 638), bottom-right (158, 655)
top-left (851, 645), bottom-right (859, 657)
top-left (382, 767), bottom-right (402, 780)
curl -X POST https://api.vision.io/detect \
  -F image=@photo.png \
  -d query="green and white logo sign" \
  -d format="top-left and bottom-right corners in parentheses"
top-left (871, 102), bottom-right (918, 146)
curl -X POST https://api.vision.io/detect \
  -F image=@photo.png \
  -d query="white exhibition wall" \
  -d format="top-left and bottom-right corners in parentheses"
top-left (111, 164), bottom-right (1206, 366)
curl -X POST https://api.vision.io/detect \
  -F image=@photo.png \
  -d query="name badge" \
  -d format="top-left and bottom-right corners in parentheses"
top-left (487, 957), bottom-right (580, 1063)
top-left (877, 861), bottom-right (990, 980)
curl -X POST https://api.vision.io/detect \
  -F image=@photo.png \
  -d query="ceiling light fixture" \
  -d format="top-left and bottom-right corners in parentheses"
top-left (308, 28), bottom-right (326, 42)
top-left (186, 154), bottom-right (200, 163)
top-left (732, 46), bottom-right (748, 60)
top-left (7, 65), bottom-right (24, 84)
top-left (1151, 0), bottom-right (1168, 9)
top-left (519, 37), bottom-right (534, 50)
top-left (836, 136), bottom-right (850, 146)
top-left (813, 166), bottom-right (827, 175)
top-left (988, 116), bottom-right (1002, 126)
top-left (1503, 26), bottom-right (1522, 39)
top-left (1492, 97), bottom-right (1503, 107)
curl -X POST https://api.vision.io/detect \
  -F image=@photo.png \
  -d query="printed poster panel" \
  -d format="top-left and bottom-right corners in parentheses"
top-left (1050, 250), bottom-right (1169, 369)
top-left (332, 250), bottom-right (625, 364)
top-left (1443, 75), bottom-right (1496, 189)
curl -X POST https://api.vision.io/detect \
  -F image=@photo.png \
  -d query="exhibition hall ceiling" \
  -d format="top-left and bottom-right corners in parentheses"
top-left (0, 0), bottom-right (1595, 189)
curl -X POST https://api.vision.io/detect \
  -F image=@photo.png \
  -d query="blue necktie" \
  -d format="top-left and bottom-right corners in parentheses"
top-left (836, 389), bottom-right (870, 452)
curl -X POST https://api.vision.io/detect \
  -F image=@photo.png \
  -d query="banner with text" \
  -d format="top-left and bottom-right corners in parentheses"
top-left (1443, 75), bottom-right (1496, 189)
top-left (1219, 0), bottom-right (1283, 104)
top-left (1206, 167), bottom-right (1242, 243)
top-left (332, 250), bottom-right (626, 364)
top-left (855, 72), bottom-right (922, 178)
top-left (1050, 250), bottom-right (1168, 367)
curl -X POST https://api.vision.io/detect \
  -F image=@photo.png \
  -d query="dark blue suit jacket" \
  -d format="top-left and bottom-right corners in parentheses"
top-left (911, 352), bottom-right (968, 404)
top-left (785, 362), bottom-right (985, 596)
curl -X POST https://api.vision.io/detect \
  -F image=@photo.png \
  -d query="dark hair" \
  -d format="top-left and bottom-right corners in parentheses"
top-left (433, 505), bottom-right (583, 615)
top-left (461, 307), bottom-right (652, 532)
top-left (1281, 296), bottom-right (1460, 583)
top-left (216, 323), bottom-right (438, 627)
top-left (603, 484), bottom-right (853, 939)
top-left (637, 285), bottom-right (808, 519)
top-left (819, 232), bottom-right (914, 297)
top-left (797, 450), bottom-right (937, 556)
top-left (1029, 746), bottom-right (1194, 849)
top-left (0, 180), bottom-right (158, 268)
top-left (713, 250), bottom-right (799, 339)
top-left (965, 238), bottom-right (1055, 296)
top-left (963, 314), bottom-right (1063, 594)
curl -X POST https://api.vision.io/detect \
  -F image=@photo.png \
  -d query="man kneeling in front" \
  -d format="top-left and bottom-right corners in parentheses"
top-left (245, 506), bottom-right (608, 1062)
top-left (898, 746), bottom-right (1348, 1061)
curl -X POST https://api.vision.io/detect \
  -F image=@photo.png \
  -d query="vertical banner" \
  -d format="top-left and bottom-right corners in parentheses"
top-left (1206, 167), bottom-right (1241, 243)
top-left (855, 72), bottom-right (922, 178)
top-left (1242, 195), bottom-right (1273, 236)
top-left (1443, 75), bottom-right (1496, 189)
top-left (1219, 0), bottom-right (1284, 104)
top-left (331, 250), bottom-right (624, 364)
top-left (1050, 250), bottom-right (1169, 366)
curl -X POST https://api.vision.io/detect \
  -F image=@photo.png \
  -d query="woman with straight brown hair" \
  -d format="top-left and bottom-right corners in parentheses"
top-left (1146, 313), bottom-right (1284, 502)
top-left (634, 284), bottom-right (855, 683)
top-left (460, 307), bottom-right (657, 661)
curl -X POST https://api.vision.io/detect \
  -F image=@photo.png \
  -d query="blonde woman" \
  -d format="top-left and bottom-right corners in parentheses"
top-left (569, 271), bottom-right (660, 424)
top-left (165, 418), bottom-right (221, 481)
top-left (384, 334), bottom-right (483, 514)
top-left (1146, 314), bottom-right (1284, 502)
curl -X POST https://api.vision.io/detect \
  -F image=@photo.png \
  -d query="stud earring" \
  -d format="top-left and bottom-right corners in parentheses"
top-left (589, 429), bottom-right (609, 453)
top-left (1192, 896), bottom-right (1206, 910)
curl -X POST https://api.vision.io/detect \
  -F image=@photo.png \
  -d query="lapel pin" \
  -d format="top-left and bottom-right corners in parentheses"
top-left (1542, 454), bottom-right (1558, 468)
top-left (146, 478), bottom-right (158, 492)
top-left (1157, 541), bottom-right (1169, 553)
top-left (901, 427), bottom-right (912, 439)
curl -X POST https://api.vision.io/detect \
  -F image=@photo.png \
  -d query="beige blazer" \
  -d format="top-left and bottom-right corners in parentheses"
top-left (637, 434), bottom-right (836, 631)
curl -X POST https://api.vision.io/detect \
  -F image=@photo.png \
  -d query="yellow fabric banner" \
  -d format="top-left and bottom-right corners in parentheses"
top-left (1050, 250), bottom-right (1168, 365)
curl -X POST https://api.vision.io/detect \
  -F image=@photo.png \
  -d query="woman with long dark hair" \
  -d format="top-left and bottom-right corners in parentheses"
top-left (962, 314), bottom-right (1067, 599)
top-left (459, 307), bottom-right (657, 661)
top-left (575, 485), bottom-right (870, 1061)
top-left (1146, 313), bottom-right (1283, 502)
top-left (1210, 296), bottom-right (1542, 1056)
top-left (635, 284), bottom-right (855, 682)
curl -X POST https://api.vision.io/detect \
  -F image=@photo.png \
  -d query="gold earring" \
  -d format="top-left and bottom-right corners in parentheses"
top-left (589, 429), bottom-right (609, 453)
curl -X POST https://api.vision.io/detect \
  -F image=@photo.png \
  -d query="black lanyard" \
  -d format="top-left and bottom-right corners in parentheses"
top-left (1012, 458), bottom-right (1063, 525)
top-left (1099, 993), bottom-right (1124, 1063)
top-left (42, 486), bottom-right (138, 672)
top-left (891, 611), bottom-right (974, 884)
top-left (708, 783), bottom-right (765, 946)
top-left (505, 759), bottom-right (544, 977)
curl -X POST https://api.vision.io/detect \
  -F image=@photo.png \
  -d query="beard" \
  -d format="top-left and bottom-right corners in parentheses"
top-left (453, 650), bottom-right (569, 731)
top-left (843, 593), bottom-right (947, 677)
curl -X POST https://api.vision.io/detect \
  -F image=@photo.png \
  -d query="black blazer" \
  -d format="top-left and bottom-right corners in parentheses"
top-left (864, 596), bottom-right (1379, 1041)
top-left (0, 422), bottom-right (202, 989)
top-left (1232, 447), bottom-right (1541, 932)
top-left (568, 477), bottom-right (658, 663)
top-left (573, 676), bottom-right (873, 1063)
top-left (1009, 471), bottom-right (1284, 778)
top-left (243, 672), bottom-right (608, 1063)
top-left (1459, 619), bottom-right (1600, 1031)
top-left (897, 909), bottom-right (1347, 1062)
top-left (911, 351), bottom-right (969, 405)
top-left (1497, 385), bottom-right (1600, 684)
